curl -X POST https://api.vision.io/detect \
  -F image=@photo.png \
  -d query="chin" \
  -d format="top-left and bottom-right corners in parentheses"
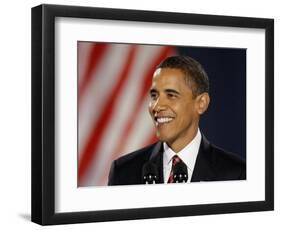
top-left (156, 133), bottom-right (172, 143)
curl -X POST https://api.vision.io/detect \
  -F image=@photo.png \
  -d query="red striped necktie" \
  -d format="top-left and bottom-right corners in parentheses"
top-left (168, 155), bottom-right (183, 183)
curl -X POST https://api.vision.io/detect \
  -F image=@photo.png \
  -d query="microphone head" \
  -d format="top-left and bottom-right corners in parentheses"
top-left (173, 161), bottom-right (188, 183)
top-left (142, 162), bottom-right (158, 184)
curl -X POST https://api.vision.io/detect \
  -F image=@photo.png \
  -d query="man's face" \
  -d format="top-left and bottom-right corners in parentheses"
top-left (148, 68), bottom-right (204, 151)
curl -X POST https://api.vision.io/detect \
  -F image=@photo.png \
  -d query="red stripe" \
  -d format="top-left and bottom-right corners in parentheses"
top-left (98, 47), bottom-right (175, 185)
top-left (78, 46), bottom-right (137, 185)
top-left (78, 43), bottom-right (108, 100)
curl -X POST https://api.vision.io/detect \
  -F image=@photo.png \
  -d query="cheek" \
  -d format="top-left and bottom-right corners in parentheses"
top-left (177, 104), bottom-right (195, 120)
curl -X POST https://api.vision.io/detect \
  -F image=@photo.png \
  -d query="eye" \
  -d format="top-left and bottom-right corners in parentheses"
top-left (150, 91), bottom-right (158, 100)
top-left (167, 93), bottom-right (177, 99)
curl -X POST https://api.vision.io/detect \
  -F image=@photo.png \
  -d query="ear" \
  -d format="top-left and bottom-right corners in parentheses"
top-left (196, 93), bottom-right (210, 115)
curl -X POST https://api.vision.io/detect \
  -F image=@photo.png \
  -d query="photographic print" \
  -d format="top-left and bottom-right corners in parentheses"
top-left (77, 42), bottom-right (246, 187)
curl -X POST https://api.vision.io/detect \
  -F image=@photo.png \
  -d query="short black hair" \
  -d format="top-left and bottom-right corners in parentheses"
top-left (157, 56), bottom-right (209, 96)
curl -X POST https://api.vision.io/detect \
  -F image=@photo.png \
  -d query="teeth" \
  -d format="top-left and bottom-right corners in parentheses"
top-left (156, 117), bottom-right (173, 124)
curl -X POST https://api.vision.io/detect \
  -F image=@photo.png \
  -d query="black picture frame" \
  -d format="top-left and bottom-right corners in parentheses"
top-left (31, 4), bottom-right (274, 225)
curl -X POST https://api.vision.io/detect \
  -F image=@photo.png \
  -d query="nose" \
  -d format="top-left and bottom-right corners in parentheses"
top-left (151, 96), bottom-right (167, 113)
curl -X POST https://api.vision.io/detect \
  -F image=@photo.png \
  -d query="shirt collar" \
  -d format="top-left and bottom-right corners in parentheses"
top-left (163, 129), bottom-right (202, 173)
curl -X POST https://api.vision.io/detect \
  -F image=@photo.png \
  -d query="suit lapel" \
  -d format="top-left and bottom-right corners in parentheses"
top-left (149, 142), bottom-right (164, 183)
top-left (191, 136), bottom-right (217, 182)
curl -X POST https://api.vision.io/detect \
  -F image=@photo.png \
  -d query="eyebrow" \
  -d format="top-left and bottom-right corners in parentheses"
top-left (149, 88), bottom-right (180, 95)
top-left (164, 89), bottom-right (180, 95)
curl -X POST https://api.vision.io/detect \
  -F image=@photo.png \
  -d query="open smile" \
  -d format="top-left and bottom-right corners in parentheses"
top-left (154, 116), bottom-right (175, 125)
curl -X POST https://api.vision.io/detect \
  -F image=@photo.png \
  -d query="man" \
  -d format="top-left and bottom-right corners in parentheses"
top-left (108, 56), bottom-right (246, 185)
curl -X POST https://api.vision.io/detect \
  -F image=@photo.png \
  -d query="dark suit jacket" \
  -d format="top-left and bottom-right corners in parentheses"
top-left (108, 135), bottom-right (246, 185)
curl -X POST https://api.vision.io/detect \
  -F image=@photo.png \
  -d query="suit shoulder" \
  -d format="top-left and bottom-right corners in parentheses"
top-left (208, 143), bottom-right (246, 180)
top-left (211, 144), bottom-right (245, 165)
top-left (108, 143), bottom-right (158, 185)
top-left (114, 143), bottom-right (157, 167)
top-left (201, 135), bottom-right (245, 167)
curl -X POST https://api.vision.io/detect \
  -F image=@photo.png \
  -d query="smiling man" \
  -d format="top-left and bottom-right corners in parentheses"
top-left (108, 56), bottom-right (246, 185)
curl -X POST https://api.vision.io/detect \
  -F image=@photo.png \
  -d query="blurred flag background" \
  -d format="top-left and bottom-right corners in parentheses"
top-left (78, 42), bottom-right (176, 186)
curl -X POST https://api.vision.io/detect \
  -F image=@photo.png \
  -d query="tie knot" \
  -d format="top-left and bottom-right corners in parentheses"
top-left (172, 155), bottom-right (182, 166)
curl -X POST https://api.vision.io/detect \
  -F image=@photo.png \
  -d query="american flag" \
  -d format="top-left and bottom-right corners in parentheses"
top-left (78, 42), bottom-right (176, 186)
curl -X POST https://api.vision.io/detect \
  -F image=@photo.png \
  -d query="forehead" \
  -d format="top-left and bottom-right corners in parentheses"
top-left (151, 68), bottom-right (189, 90)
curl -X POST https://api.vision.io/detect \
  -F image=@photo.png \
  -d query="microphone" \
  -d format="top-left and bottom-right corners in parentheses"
top-left (173, 161), bottom-right (188, 183)
top-left (142, 162), bottom-right (158, 184)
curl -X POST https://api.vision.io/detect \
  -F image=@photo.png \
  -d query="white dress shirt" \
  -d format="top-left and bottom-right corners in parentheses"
top-left (163, 130), bottom-right (202, 183)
